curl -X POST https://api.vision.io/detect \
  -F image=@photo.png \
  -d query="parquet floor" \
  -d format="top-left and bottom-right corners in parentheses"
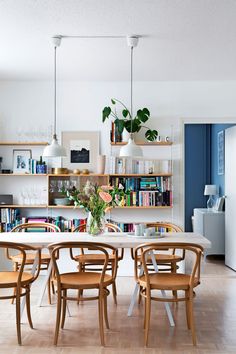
top-left (0, 258), bottom-right (235, 353)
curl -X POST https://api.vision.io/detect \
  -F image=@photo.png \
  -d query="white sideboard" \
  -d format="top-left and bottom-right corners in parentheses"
top-left (193, 208), bottom-right (225, 256)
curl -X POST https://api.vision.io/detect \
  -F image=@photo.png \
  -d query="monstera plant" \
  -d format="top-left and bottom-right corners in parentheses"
top-left (102, 98), bottom-right (158, 141)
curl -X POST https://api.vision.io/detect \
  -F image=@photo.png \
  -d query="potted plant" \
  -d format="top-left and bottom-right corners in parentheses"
top-left (102, 98), bottom-right (158, 141)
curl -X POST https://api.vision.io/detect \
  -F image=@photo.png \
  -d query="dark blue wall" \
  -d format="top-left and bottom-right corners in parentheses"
top-left (185, 123), bottom-right (235, 231)
top-left (211, 124), bottom-right (235, 196)
top-left (185, 124), bottom-right (211, 231)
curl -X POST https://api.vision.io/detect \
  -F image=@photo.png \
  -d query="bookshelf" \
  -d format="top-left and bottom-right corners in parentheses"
top-left (0, 139), bottom-right (174, 231)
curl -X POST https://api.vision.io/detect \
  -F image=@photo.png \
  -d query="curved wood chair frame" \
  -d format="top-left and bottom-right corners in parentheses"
top-left (134, 242), bottom-right (203, 346)
top-left (0, 241), bottom-right (41, 345)
top-left (48, 241), bottom-right (118, 346)
top-left (72, 222), bottom-right (123, 305)
top-left (9, 222), bottom-right (60, 304)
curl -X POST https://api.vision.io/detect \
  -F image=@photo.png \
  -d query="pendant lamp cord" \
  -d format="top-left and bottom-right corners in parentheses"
top-left (53, 45), bottom-right (57, 138)
top-left (130, 46), bottom-right (133, 136)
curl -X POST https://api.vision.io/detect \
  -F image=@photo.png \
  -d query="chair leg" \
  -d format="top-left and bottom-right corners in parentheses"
top-left (144, 291), bottom-right (151, 347)
top-left (103, 289), bottom-right (109, 329)
top-left (26, 287), bottom-right (33, 329)
top-left (61, 289), bottom-right (67, 329)
top-left (98, 288), bottom-right (105, 346)
top-left (54, 288), bottom-right (62, 346)
top-left (11, 263), bottom-right (18, 304)
top-left (112, 281), bottom-right (117, 305)
top-left (185, 290), bottom-right (191, 330)
top-left (188, 291), bottom-right (197, 345)
top-left (172, 263), bottom-right (178, 300)
top-left (138, 286), bottom-right (143, 305)
top-left (47, 277), bottom-right (52, 305)
top-left (15, 288), bottom-right (22, 345)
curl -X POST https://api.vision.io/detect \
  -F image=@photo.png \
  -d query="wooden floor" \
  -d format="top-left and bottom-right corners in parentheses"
top-left (0, 258), bottom-right (236, 353)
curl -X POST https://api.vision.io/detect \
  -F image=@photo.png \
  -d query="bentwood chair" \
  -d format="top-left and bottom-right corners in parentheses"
top-left (8, 222), bottom-right (61, 304)
top-left (134, 242), bottom-right (203, 346)
top-left (131, 222), bottom-right (184, 271)
top-left (0, 241), bottom-right (41, 345)
top-left (48, 241), bottom-right (118, 346)
top-left (72, 222), bottom-right (123, 304)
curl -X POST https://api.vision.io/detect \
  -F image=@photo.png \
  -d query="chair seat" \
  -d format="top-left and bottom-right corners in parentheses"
top-left (138, 253), bottom-right (183, 264)
top-left (139, 273), bottom-right (200, 291)
top-left (74, 253), bottom-right (118, 264)
top-left (0, 271), bottom-right (34, 287)
top-left (11, 253), bottom-right (50, 264)
top-left (58, 272), bottom-right (113, 289)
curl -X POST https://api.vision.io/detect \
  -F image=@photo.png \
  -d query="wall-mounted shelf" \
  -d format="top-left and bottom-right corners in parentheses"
top-left (0, 173), bottom-right (47, 176)
top-left (110, 173), bottom-right (172, 177)
top-left (0, 205), bottom-right (47, 208)
top-left (114, 206), bottom-right (172, 209)
top-left (0, 142), bottom-right (48, 146)
top-left (110, 141), bottom-right (172, 146)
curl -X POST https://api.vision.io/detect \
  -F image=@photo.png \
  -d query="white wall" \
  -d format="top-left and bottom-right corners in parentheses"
top-left (1, 80), bottom-right (236, 274)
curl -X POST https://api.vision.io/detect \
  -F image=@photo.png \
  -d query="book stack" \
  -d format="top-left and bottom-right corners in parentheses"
top-left (110, 122), bottom-right (122, 143)
top-left (0, 208), bottom-right (20, 232)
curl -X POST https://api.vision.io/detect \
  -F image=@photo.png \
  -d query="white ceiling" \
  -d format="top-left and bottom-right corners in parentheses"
top-left (1, 0), bottom-right (236, 81)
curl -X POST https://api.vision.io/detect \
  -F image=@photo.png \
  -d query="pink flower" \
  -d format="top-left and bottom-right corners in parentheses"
top-left (101, 185), bottom-right (113, 191)
top-left (99, 191), bottom-right (112, 203)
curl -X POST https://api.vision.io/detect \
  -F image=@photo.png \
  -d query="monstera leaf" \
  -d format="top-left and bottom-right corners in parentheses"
top-left (145, 129), bottom-right (158, 141)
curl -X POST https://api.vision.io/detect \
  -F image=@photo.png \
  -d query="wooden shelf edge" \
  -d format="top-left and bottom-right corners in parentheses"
top-left (109, 173), bottom-right (172, 177)
top-left (0, 173), bottom-right (47, 176)
top-left (110, 141), bottom-right (172, 146)
top-left (47, 173), bottom-right (109, 177)
top-left (113, 206), bottom-right (173, 209)
top-left (0, 205), bottom-right (47, 208)
top-left (0, 142), bottom-right (48, 146)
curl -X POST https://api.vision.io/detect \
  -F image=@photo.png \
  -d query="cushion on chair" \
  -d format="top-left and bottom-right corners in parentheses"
top-left (59, 272), bottom-right (113, 289)
top-left (139, 273), bottom-right (200, 290)
top-left (0, 271), bottom-right (34, 287)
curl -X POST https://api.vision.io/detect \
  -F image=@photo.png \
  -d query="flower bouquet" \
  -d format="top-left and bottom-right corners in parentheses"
top-left (67, 181), bottom-right (125, 235)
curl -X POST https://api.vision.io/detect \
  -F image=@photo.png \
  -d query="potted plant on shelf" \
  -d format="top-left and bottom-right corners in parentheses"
top-left (102, 98), bottom-right (158, 142)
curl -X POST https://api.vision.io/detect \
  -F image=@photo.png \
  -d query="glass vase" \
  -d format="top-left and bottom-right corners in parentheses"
top-left (86, 212), bottom-right (105, 235)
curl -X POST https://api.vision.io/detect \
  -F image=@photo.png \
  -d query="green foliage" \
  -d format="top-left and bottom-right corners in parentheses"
top-left (102, 98), bottom-right (158, 141)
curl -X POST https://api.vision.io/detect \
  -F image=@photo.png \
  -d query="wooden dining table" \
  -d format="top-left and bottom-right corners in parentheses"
top-left (0, 231), bottom-right (211, 326)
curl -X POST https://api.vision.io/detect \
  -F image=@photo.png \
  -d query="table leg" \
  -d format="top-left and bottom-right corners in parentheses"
top-left (21, 252), bottom-right (39, 317)
top-left (127, 266), bottom-right (144, 316)
top-left (37, 259), bottom-right (53, 307)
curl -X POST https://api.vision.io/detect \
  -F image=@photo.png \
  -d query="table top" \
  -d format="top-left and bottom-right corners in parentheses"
top-left (0, 232), bottom-right (211, 249)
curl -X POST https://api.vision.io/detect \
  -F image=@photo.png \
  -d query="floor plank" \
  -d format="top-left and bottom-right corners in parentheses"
top-left (0, 258), bottom-right (235, 353)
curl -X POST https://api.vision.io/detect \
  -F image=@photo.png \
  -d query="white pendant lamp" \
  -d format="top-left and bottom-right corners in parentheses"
top-left (43, 36), bottom-right (66, 158)
top-left (120, 35), bottom-right (143, 158)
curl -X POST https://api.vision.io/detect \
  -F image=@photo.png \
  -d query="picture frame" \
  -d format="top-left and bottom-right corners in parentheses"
top-left (13, 149), bottom-right (32, 174)
top-left (214, 196), bottom-right (225, 212)
top-left (61, 131), bottom-right (100, 172)
top-left (218, 130), bottom-right (224, 175)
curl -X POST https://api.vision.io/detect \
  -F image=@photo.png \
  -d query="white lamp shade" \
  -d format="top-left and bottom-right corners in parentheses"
top-left (119, 138), bottom-right (143, 158)
top-left (204, 184), bottom-right (217, 196)
top-left (43, 137), bottom-right (66, 158)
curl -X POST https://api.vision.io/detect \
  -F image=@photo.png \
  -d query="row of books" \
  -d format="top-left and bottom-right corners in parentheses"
top-left (110, 176), bottom-right (171, 193)
top-left (125, 190), bottom-right (172, 207)
top-left (110, 122), bottom-right (122, 143)
top-left (108, 156), bottom-right (171, 174)
top-left (0, 209), bottom-right (88, 232)
top-left (109, 221), bottom-right (175, 233)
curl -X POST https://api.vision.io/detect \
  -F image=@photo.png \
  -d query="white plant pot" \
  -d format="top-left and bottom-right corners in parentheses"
top-left (122, 130), bottom-right (131, 142)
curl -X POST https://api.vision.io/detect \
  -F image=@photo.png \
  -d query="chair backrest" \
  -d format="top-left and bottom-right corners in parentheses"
top-left (73, 223), bottom-right (121, 233)
top-left (0, 241), bottom-right (41, 293)
top-left (48, 241), bottom-right (118, 285)
top-left (11, 222), bottom-right (61, 233)
top-left (134, 242), bottom-right (203, 287)
top-left (146, 222), bottom-right (183, 232)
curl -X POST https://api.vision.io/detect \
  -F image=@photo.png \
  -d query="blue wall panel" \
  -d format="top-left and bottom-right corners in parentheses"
top-left (184, 124), bottom-right (211, 231)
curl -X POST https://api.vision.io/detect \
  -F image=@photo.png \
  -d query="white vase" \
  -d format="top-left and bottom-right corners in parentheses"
top-left (122, 130), bottom-right (130, 142)
top-left (97, 155), bottom-right (106, 174)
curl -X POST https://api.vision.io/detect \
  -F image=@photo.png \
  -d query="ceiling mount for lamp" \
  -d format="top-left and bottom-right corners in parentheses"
top-left (43, 35), bottom-right (66, 158)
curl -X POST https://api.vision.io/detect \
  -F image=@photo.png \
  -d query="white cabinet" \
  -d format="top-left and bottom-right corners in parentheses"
top-left (193, 208), bottom-right (225, 256)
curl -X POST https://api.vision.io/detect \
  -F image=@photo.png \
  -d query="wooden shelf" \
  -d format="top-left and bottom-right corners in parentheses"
top-left (0, 142), bottom-right (48, 146)
top-left (113, 206), bottom-right (172, 209)
top-left (109, 173), bottom-right (172, 177)
top-left (0, 205), bottom-right (47, 208)
top-left (0, 173), bottom-right (47, 176)
top-left (47, 173), bottom-right (109, 177)
top-left (47, 205), bottom-right (75, 209)
top-left (110, 141), bottom-right (172, 146)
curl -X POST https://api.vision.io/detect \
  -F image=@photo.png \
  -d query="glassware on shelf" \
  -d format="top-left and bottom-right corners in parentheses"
top-left (57, 180), bottom-right (63, 193)
top-left (49, 180), bottom-right (57, 193)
